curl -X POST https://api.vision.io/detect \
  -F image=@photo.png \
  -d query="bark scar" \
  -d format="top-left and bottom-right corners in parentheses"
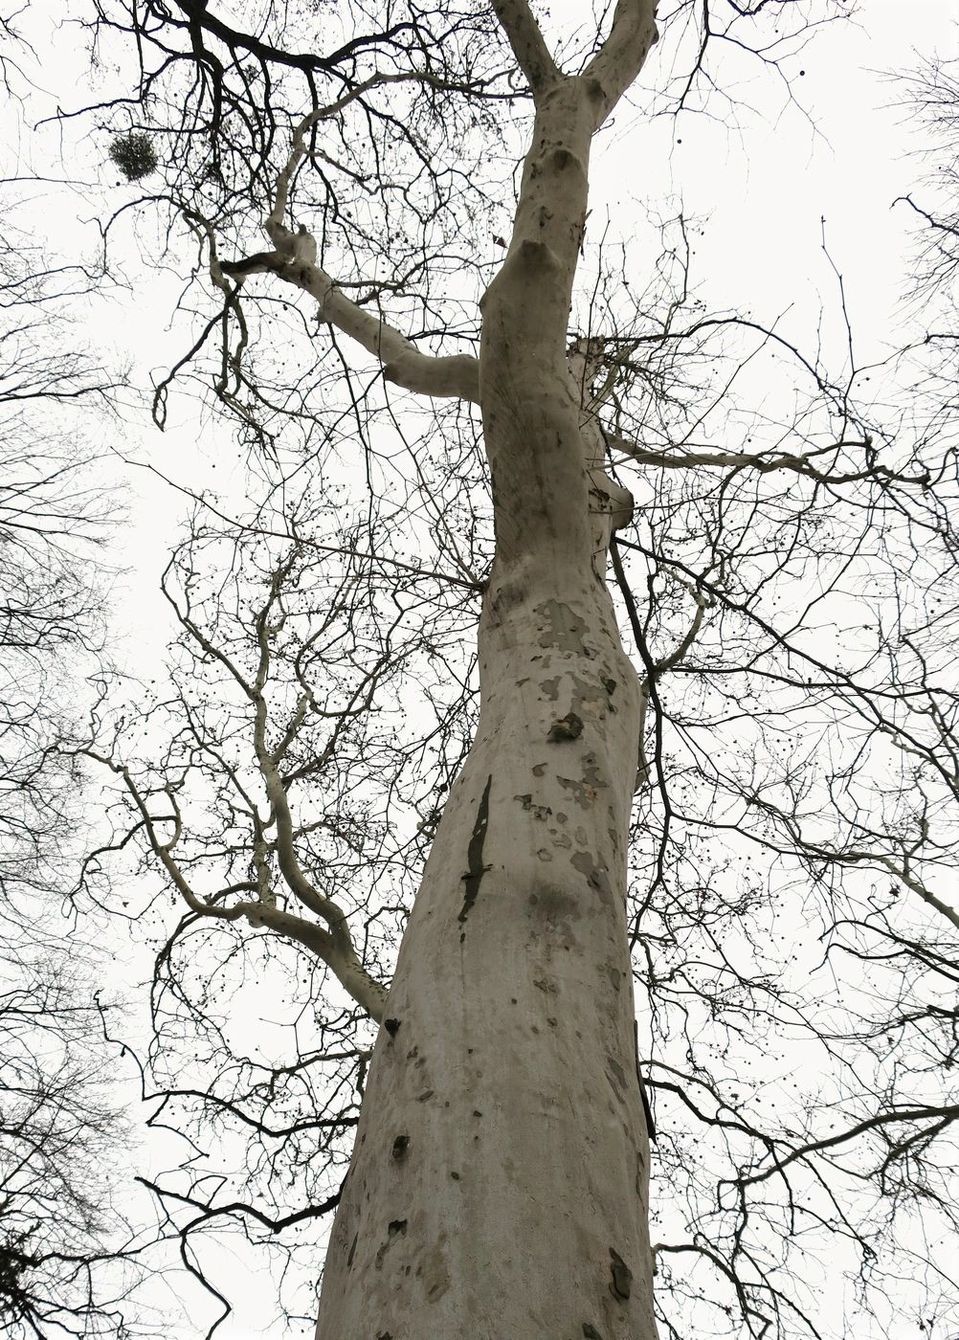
top-left (609, 1247), bottom-right (633, 1300)
top-left (458, 775), bottom-right (493, 936)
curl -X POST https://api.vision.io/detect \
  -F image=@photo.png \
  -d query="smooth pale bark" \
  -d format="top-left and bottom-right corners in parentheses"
top-left (315, 566), bottom-right (655, 1337)
top-left (316, 9), bottom-right (660, 1337)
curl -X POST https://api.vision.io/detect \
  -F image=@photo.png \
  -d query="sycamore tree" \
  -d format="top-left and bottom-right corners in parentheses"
top-left (70, 1), bottom-right (959, 1336)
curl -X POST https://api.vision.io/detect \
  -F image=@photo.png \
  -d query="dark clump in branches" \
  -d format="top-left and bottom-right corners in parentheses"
top-left (108, 131), bottom-right (158, 181)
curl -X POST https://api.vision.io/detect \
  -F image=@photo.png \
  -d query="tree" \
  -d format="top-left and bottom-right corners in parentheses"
top-left (0, 180), bottom-right (135, 1333)
top-left (65, 2), bottom-right (959, 1336)
top-left (896, 45), bottom-right (959, 305)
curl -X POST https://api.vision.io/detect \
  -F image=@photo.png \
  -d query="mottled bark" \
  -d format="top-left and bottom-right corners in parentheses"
top-left (315, 5), bottom-right (660, 1336)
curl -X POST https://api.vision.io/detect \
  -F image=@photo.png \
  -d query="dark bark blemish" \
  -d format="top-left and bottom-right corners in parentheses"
top-left (606, 1054), bottom-right (627, 1097)
top-left (532, 762), bottom-right (547, 777)
top-left (548, 712), bottom-right (584, 742)
top-left (528, 883), bottom-right (581, 928)
top-left (388, 1219), bottom-right (407, 1235)
top-left (583, 1325), bottom-right (605, 1340)
top-left (602, 676), bottom-right (617, 694)
top-left (516, 236), bottom-right (560, 270)
top-left (384, 1017), bottom-right (401, 1037)
top-left (458, 774), bottom-right (493, 936)
top-left (417, 1089), bottom-right (434, 1102)
top-left (609, 1247), bottom-right (633, 1300)
top-left (347, 1232), bottom-right (358, 1268)
top-left (391, 1134), bottom-right (410, 1160)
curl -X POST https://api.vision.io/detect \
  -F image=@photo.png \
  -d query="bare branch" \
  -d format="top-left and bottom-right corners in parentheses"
top-left (490, 0), bottom-right (559, 96)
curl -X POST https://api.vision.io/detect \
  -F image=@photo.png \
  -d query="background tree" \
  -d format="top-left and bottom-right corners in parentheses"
top-left (0, 180), bottom-right (138, 1334)
top-left (58, 2), bottom-right (959, 1337)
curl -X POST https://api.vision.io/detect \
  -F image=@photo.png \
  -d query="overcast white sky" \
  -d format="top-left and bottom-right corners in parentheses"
top-left (4, 2), bottom-right (959, 1336)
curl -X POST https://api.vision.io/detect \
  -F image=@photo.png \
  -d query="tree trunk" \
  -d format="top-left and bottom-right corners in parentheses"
top-left (316, 57), bottom-right (658, 1340)
top-left (315, 579), bottom-right (655, 1339)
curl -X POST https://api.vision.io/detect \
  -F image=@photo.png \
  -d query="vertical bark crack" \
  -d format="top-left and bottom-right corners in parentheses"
top-left (458, 775), bottom-right (493, 936)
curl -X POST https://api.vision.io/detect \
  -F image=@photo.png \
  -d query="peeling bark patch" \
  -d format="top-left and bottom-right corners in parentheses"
top-left (515, 793), bottom-right (552, 821)
top-left (536, 599), bottom-right (588, 653)
top-left (541, 676), bottom-right (561, 701)
top-left (558, 776), bottom-right (595, 809)
top-left (609, 1247), bottom-right (633, 1300)
top-left (457, 774), bottom-right (492, 937)
top-left (375, 1220), bottom-right (408, 1269)
top-left (547, 712), bottom-right (584, 742)
top-left (571, 851), bottom-right (614, 905)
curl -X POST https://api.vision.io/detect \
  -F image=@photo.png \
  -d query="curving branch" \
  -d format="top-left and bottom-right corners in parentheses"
top-left (219, 100), bottom-right (480, 402)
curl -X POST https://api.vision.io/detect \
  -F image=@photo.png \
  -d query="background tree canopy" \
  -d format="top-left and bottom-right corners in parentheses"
top-left (2, 1), bottom-right (958, 1336)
